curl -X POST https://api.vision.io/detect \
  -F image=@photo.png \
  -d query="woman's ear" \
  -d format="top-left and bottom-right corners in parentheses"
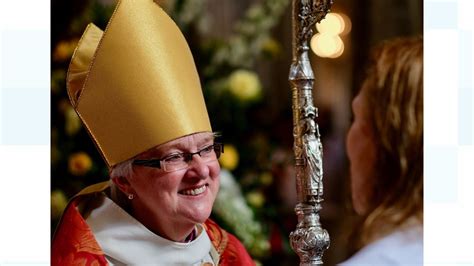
top-left (111, 176), bottom-right (134, 195)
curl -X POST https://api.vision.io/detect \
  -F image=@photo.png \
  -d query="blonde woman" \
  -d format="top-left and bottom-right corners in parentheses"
top-left (342, 36), bottom-right (423, 265)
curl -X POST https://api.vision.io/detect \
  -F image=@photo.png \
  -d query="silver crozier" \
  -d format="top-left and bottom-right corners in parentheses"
top-left (288, 0), bottom-right (333, 265)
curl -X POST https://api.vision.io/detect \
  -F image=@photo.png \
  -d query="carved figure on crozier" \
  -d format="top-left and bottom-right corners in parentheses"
top-left (300, 115), bottom-right (324, 203)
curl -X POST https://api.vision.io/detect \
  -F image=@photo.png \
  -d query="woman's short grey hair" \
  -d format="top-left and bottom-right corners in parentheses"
top-left (108, 158), bottom-right (135, 211)
top-left (110, 158), bottom-right (135, 179)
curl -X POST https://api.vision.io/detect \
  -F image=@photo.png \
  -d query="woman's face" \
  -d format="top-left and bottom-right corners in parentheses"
top-left (346, 87), bottom-right (377, 215)
top-left (123, 132), bottom-right (220, 241)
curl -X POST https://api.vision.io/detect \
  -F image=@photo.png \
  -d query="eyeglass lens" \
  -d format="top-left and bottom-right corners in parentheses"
top-left (162, 144), bottom-right (222, 172)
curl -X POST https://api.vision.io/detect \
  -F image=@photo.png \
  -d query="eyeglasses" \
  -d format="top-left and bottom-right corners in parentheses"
top-left (133, 143), bottom-right (223, 172)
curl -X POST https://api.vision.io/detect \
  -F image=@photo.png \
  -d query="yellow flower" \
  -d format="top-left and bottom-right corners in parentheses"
top-left (68, 152), bottom-right (93, 176)
top-left (218, 144), bottom-right (239, 171)
top-left (51, 70), bottom-right (66, 94)
top-left (53, 39), bottom-right (78, 62)
top-left (228, 69), bottom-right (262, 102)
top-left (262, 38), bottom-right (282, 57)
top-left (58, 98), bottom-right (71, 113)
top-left (65, 106), bottom-right (82, 136)
top-left (246, 190), bottom-right (265, 208)
top-left (259, 172), bottom-right (273, 186)
top-left (51, 190), bottom-right (68, 219)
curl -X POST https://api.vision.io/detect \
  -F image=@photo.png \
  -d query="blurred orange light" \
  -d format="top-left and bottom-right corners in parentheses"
top-left (338, 12), bottom-right (352, 35)
top-left (328, 41), bottom-right (344, 58)
top-left (316, 13), bottom-right (345, 35)
top-left (310, 33), bottom-right (344, 58)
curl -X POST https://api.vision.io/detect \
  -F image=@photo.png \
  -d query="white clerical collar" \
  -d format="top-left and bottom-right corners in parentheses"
top-left (85, 195), bottom-right (216, 265)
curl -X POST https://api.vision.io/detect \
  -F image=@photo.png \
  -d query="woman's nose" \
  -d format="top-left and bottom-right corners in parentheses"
top-left (186, 154), bottom-right (210, 178)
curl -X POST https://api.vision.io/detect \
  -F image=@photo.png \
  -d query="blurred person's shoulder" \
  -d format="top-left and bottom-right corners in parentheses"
top-left (339, 224), bottom-right (423, 266)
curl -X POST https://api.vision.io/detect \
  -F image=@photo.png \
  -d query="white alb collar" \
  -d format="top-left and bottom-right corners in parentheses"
top-left (85, 195), bottom-right (215, 265)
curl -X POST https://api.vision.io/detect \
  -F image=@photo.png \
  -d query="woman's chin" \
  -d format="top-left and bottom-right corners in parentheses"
top-left (178, 190), bottom-right (215, 223)
top-left (179, 201), bottom-right (213, 224)
top-left (180, 211), bottom-right (210, 226)
top-left (352, 195), bottom-right (368, 215)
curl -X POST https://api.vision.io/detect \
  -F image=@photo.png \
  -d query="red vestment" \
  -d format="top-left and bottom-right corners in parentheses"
top-left (52, 182), bottom-right (254, 266)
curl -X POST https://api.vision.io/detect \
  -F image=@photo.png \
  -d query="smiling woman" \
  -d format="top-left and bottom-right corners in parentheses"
top-left (51, 0), bottom-right (253, 265)
top-left (111, 132), bottom-right (222, 243)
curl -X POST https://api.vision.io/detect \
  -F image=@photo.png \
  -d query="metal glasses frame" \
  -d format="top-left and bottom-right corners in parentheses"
top-left (132, 143), bottom-right (223, 171)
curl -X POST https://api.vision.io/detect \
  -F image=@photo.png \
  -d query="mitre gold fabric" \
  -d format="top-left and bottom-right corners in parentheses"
top-left (66, 0), bottom-right (212, 168)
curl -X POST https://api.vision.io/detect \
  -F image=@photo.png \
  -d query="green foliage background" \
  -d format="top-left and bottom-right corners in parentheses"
top-left (51, 0), bottom-right (301, 264)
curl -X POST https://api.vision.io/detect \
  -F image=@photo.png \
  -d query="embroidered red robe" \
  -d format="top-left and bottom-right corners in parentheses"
top-left (52, 182), bottom-right (254, 266)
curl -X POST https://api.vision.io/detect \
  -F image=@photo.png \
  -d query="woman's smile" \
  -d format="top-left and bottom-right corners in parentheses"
top-left (179, 184), bottom-right (209, 196)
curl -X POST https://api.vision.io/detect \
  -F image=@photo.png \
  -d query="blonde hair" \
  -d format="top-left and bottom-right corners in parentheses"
top-left (358, 36), bottom-right (423, 246)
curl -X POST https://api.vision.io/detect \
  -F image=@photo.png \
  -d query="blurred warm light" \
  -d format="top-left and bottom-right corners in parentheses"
top-left (310, 33), bottom-right (344, 58)
top-left (316, 13), bottom-right (345, 35)
top-left (328, 41), bottom-right (344, 58)
top-left (338, 12), bottom-right (352, 35)
top-left (311, 12), bottom-right (350, 58)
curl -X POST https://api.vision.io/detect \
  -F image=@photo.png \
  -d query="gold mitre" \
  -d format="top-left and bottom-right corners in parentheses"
top-left (66, 0), bottom-right (211, 168)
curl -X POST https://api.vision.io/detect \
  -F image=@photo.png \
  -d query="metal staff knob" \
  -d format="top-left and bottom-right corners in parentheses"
top-left (290, 203), bottom-right (330, 265)
top-left (288, 0), bottom-right (333, 265)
